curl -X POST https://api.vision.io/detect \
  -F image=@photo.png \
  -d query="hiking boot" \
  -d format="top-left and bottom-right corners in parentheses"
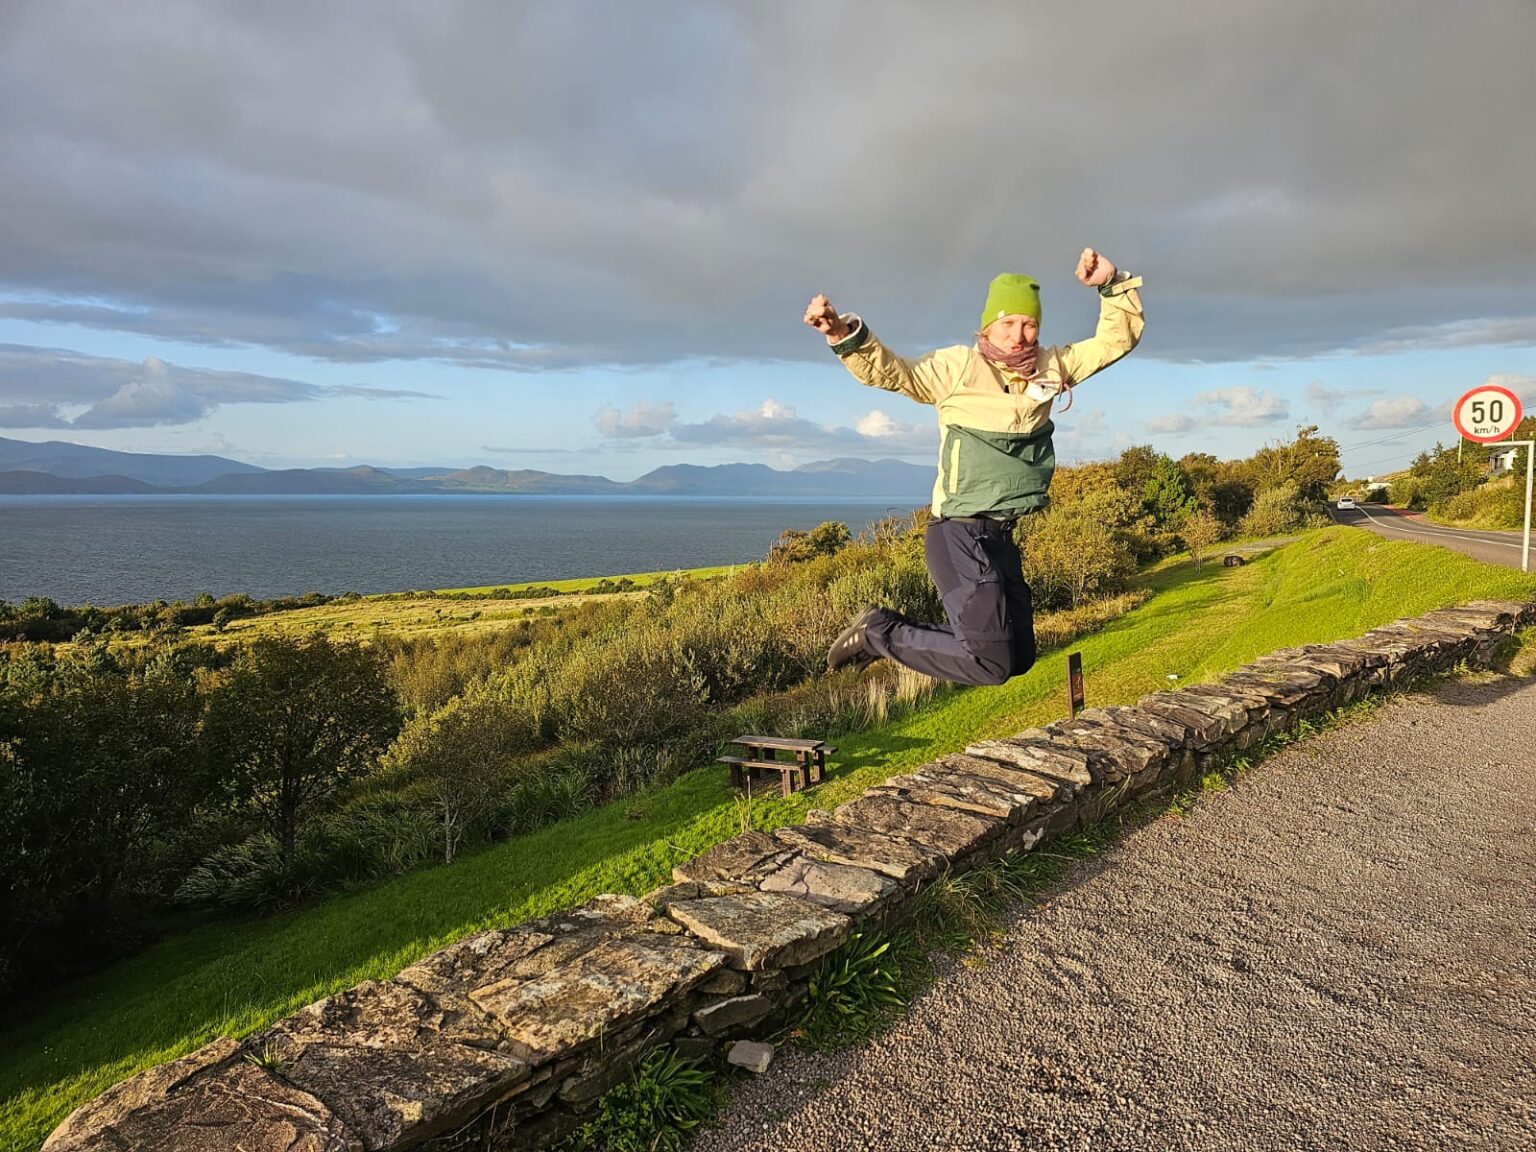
top-left (826, 606), bottom-right (882, 672)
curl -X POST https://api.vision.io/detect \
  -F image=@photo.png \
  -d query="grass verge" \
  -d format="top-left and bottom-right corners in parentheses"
top-left (1, 528), bottom-right (1532, 1152)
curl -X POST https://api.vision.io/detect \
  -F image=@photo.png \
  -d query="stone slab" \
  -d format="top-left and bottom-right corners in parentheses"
top-left (468, 936), bottom-right (724, 1065)
top-left (1043, 721), bottom-right (1171, 784)
top-left (43, 1037), bottom-right (357, 1152)
top-left (727, 1040), bottom-right (775, 1074)
top-left (671, 829), bottom-right (789, 885)
top-left (929, 753), bottom-right (1065, 802)
top-left (257, 979), bottom-right (529, 1151)
top-left (773, 821), bottom-right (944, 883)
top-left (1075, 705), bottom-right (1192, 749)
top-left (756, 853), bottom-right (898, 914)
top-left (964, 738), bottom-right (1094, 795)
top-left (1461, 599), bottom-right (1536, 627)
top-left (1159, 689), bottom-right (1250, 735)
top-left (664, 890), bottom-right (849, 970)
top-left (830, 793), bottom-right (1004, 858)
top-left (1176, 683), bottom-right (1272, 723)
top-left (692, 993), bottom-right (774, 1036)
top-left (397, 894), bottom-right (682, 1003)
top-left (872, 763), bottom-right (1041, 823)
top-left (1133, 695), bottom-right (1229, 748)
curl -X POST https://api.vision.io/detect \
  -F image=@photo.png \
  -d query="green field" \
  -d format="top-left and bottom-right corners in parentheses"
top-left (180, 565), bottom-right (734, 646)
top-left (433, 566), bottom-right (736, 596)
top-left (3, 528), bottom-right (1533, 1152)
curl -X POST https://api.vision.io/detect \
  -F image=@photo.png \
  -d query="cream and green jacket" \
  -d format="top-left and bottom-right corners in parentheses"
top-left (831, 274), bottom-right (1144, 518)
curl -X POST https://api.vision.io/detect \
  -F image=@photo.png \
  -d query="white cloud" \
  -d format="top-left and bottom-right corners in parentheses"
top-left (1305, 382), bottom-right (1347, 414)
top-left (1348, 395), bottom-right (1432, 430)
top-left (1357, 316), bottom-right (1536, 356)
top-left (1190, 386), bottom-right (1290, 427)
top-left (854, 409), bottom-right (905, 438)
top-left (593, 398), bottom-right (676, 438)
top-left (1482, 373), bottom-right (1536, 406)
top-left (1146, 414), bottom-right (1197, 434)
top-left (669, 398), bottom-right (931, 457)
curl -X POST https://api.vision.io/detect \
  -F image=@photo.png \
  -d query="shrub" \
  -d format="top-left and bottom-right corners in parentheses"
top-left (554, 630), bottom-right (709, 750)
top-left (1023, 503), bottom-right (1138, 609)
top-left (796, 931), bottom-right (908, 1050)
top-left (1237, 483), bottom-right (1310, 537)
top-left (383, 683), bottom-right (535, 863)
top-left (491, 764), bottom-right (596, 838)
top-left (1433, 477), bottom-right (1525, 529)
top-left (766, 520), bottom-right (853, 564)
top-left (560, 1049), bottom-right (719, 1152)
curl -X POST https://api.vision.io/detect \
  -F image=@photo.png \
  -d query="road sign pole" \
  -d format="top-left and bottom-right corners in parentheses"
top-left (1523, 441), bottom-right (1534, 573)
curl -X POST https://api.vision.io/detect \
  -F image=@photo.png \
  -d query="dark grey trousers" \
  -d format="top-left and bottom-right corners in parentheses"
top-left (863, 516), bottom-right (1037, 686)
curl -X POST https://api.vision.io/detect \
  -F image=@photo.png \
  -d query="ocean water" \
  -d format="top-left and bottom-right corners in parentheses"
top-left (0, 494), bottom-right (922, 606)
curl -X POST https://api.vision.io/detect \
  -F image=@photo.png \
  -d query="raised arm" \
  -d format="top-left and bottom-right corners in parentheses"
top-left (803, 293), bottom-right (953, 406)
top-left (1058, 248), bottom-right (1145, 386)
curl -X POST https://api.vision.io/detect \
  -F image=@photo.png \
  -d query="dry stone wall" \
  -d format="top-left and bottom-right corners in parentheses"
top-left (43, 599), bottom-right (1536, 1152)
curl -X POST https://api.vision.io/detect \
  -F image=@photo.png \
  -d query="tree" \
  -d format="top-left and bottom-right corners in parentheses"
top-left (385, 681), bottom-right (533, 864)
top-left (1238, 484), bottom-right (1310, 537)
top-left (1113, 445), bottom-right (1161, 497)
top-left (1244, 425), bottom-right (1341, 503)
top-left (767, 521), bottom-right (852, 564)
top-left (1179, 452), bottom-right (1256, 526)
top-left (203, 635), bottom-right (400, 870)
top-left (1141, 454), bottom-right (1197, 528)
top-left (0, 641), bottom-right (209, 990)
top-left (1181, 509), bottom-right (1225, 562)
top-left (1407, 442), bottom-right (1484, 506)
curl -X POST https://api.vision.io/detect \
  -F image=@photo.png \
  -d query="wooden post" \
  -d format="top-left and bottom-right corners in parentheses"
top-left (1066, 651), bottom-right (1085, 717)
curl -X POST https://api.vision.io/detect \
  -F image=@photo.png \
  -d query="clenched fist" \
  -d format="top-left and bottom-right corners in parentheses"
top-left (1074, 248), bottom-right (1117, 288)
top-left (803, 294), bottom-right (852, 342)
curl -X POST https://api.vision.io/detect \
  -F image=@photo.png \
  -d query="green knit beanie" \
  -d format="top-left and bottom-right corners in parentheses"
top-left (979, 274), bottom-right (1041, 331)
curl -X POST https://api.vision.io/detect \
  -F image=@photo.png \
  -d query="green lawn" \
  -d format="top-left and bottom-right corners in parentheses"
top-left (433, 565), bottom-right (735, 596)
top-left (3, 528), bottom-right (1532, 1152)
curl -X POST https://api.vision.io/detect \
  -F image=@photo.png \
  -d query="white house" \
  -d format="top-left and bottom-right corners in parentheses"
top-left (1490, 446), bottom-right (1524, 472)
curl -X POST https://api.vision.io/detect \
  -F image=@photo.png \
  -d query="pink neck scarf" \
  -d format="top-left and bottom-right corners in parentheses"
top-left (977, 334), bottom-right (1039, 377)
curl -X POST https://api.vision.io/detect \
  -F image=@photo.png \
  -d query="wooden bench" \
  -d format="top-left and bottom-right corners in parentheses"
top-left (717, 735), bottom-right (836, 797)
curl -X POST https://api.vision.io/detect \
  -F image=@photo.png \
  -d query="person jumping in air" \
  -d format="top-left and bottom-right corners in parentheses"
top-left (803, 248), bottom-right (1144, 685)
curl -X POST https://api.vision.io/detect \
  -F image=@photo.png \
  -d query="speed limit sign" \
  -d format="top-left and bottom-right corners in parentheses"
top-left (1454, 384), bottom-right (1523, 443)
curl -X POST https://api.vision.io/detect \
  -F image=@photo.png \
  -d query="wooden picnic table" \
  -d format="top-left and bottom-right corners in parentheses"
top-left (716, 734), bottom-right (835, 797)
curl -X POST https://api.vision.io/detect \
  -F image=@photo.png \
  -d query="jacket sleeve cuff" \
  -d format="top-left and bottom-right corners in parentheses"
top-left (829, 315), bottom-right (869, 356)
top-left (1098, 272), bottom-right (1143, 298)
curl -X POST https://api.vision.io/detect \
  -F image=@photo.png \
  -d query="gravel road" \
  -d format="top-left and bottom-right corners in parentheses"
top-left (693, 675), bottom-right (1536, 1152)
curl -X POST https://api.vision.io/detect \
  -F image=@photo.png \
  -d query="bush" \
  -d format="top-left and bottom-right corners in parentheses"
top-left (1023, 503), bottom-right (1138, 609)
top-left (560, 1049), bottom-right (719, 1152)
top-left (766, 520), bottom-right (852, 564)
top-left (797, 931), bottom-right (908, 1050)
top-left (491, 763), bottom-right (596, 837)
top-left (1237, 483), bottom-right (1311, 537)
top-left (1433, 477), bottom-right (1526, 529)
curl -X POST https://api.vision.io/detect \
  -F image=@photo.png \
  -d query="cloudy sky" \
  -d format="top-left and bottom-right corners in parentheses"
top-left (2, 0), bottom-right (1534, 479)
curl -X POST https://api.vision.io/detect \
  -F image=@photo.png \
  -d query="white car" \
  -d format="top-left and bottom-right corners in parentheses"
top-left (1336, 498), bottom-right (1356, 510)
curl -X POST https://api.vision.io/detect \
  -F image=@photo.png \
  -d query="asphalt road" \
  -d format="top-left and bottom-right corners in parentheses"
top-left (1329, 503), bottom-right (1533, 571)
top-left (694, 675), bottom-right (1536, 1152)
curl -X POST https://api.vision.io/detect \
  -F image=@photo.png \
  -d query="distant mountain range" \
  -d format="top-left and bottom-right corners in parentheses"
top-left (0, 436), bottom-right (933, 498)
